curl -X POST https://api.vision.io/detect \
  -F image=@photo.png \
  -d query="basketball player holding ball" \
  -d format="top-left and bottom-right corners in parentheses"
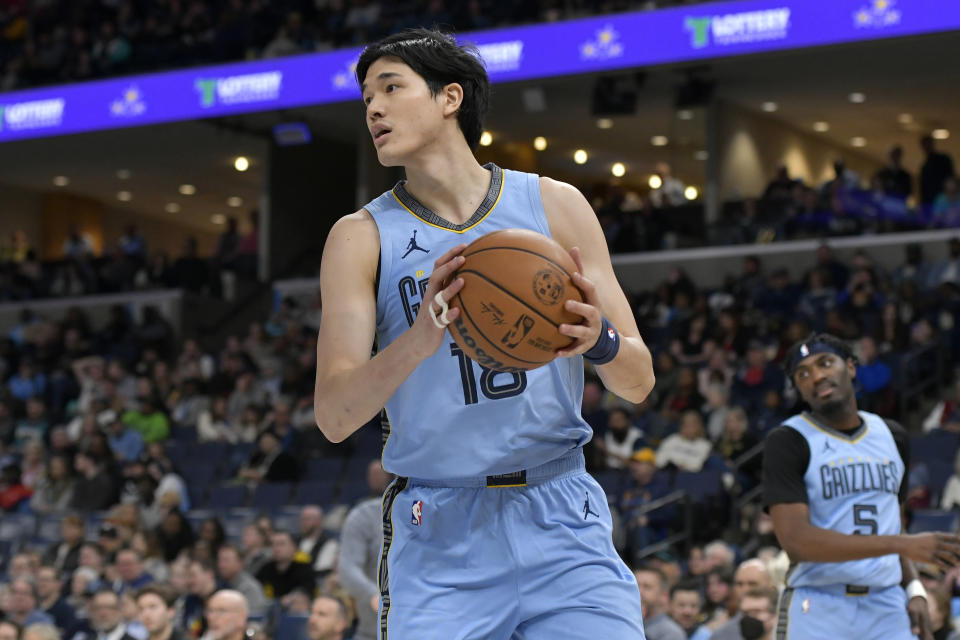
top-left (313, 28), bottom-right (654, 640)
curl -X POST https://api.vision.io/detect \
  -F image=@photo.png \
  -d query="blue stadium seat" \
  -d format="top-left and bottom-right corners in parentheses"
top-left (274, 614), bottom-right (308, 640)
top-left (911, 432), bottom-right (960, 465)
top-left (927, 460), bottom-right (955, 502)
top-left (592, 469), bottom-right (625, 499)
top-left (251, 483), bottom-right (294, 508)
top-left (674, 470), bottom-right (724, 502)
top-left (305, 458), bottom-right (343, 482)
top-left (36, 516), bottom-right (64, 541)
top-left (207, 485), bottom-right (248, 509)
top-left (337, 481), bottom-right (373, 507)
top-left (293, 482), bottom-right (336, 507)
top-left (908, 509), bottom-right (960, 534)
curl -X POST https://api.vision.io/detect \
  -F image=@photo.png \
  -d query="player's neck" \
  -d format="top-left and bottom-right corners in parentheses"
top-left (810, 400), bottom-right (861, 432)
top-left (402, 145), bottom-right (490, 225)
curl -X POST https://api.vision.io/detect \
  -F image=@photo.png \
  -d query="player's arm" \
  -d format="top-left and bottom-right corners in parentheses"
top-left (540, 177), bottom-right (654, 403)
top-left (313, 211), bottom-right (466, 442)
top-left (765, 426), bottom-right (960, 567)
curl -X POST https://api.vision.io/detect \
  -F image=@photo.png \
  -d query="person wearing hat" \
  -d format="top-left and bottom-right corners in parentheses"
top-left (619, 448), bottom-right (674, 565)
top-left (763, 332), bottom-right (960, 639)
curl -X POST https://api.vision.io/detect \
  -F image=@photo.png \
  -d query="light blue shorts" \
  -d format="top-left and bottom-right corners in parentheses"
top-left (377, 449), bottom-right (645, 640)
top-left (776, 583), bottom-right (914, 640)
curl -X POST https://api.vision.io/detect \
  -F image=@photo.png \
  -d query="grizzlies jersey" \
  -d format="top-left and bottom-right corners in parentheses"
top-left (365, 163), bottom-right (591, 480)
top-left (783, 411), bottom-right (904, 588)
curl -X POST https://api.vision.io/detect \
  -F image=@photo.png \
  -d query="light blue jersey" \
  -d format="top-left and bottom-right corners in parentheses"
top-left (366, 163), bottom-right (591, 480)
top-left (783, 411), bottom-right (904, 589)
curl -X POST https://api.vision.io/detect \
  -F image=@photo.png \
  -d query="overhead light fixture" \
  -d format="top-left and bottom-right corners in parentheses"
top-left (573, 149), bottom-right (588, 165)
top-left (813, 121), bottom-right (830, 132)
top-left (52, 176), bottom-right (69, 187)
top-left (479, 131), bottom-right (493, 147)
top-left (117, 191), bottom-right (132, 202)
top-left (685, 186), bottom-right (699, 200)
top-left (677, 109), bottom-right (694, 121)
top-left (898, 113), bottom-right (914, 124)
top-left (851, 136), bottom-right (867, 147)
top-left (651, 135), bottom-right (668, 147)
top-left (849, 92), bottom-right (866, 104)
top-left (694, 150), bottom-right (709, 161)
top-left (179, 184), bottom-right (196, 195)
top-left (648, 175), bottom-right (662, 189)
top-left (596, 118), bottom-right (614, 129)
top-left (227, 196), bottom-right (244, 208)
top-left (611, 163), bottom-right (626, 178)
top-left (533, 136), bottom-right (547, 151)
top-left (234, 156), bottom-right (250, 172)
top-left (116, 169), bottom-right (131, 180)
top-left (211, 214), bottom-right (227, 225)
top-left (761, 102), bottom-right (778, 113)
top-left (933, 129), bottom-right (950, 140)
top-left (165, 203), bottom-right (181, 214)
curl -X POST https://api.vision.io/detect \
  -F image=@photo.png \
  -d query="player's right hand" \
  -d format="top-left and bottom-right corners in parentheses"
top-left (411, 244), bottom-right (466, 358)
top-left (900, 532), bottom-right (960, 569)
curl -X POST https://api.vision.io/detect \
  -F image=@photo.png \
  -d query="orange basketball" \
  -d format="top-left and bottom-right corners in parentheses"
top-left (448, 228), bottom-right (584, 372)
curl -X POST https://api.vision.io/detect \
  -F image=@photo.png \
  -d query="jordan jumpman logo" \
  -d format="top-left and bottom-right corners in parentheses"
top-left (402, 229), bottom-right (430, 259)
top-left (582, 493), bottom-right (599, 520)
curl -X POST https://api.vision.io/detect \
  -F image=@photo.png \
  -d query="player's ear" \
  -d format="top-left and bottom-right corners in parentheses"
top-left (846, 357), bottom-right (856, 380)
top-left (440, 82), bottom-right (464, 118)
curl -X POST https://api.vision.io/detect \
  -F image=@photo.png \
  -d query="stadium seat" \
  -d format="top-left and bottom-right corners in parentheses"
top-left (293, 482), bottom-right (336, 506)
top-left (274, 614), bottom-right (309, 640)
top-left (208, 485), bottom-right (248, 510)
top-left (305, 458), bottom-right (344, 482)
top-left (908, 509), bottom-right (960, 534)
top-left (36, 516), bottom-right (64, 541)
top-left (592, 469), bottom-right (626, 499)
top-left (251, 483), bottom-right (294, 508)
top-left (674, 470), bottom-right (724, 502)
top-left (911, 432), bottom-right (960, 465)
top-left (926, 460), bottom-right (954, 502)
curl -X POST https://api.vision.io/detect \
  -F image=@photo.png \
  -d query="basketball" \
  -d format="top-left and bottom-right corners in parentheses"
top-left (448, 228), bottom-right (584, 372)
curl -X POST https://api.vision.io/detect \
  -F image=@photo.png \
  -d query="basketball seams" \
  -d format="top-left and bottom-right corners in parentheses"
top-left (461, 245), bottom-right (576, 280)
top-left (456, 292), bottom-right (550, 366)
top-left (457, 269), bottom-right (566, 330)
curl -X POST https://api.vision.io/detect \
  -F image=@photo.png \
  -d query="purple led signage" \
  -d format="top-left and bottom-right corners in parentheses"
top-left (0, 0), bottom-right (953, 142)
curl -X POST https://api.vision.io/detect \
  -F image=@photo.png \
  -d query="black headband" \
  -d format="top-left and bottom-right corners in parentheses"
top-left (786, 341), bottom-right (847, 377)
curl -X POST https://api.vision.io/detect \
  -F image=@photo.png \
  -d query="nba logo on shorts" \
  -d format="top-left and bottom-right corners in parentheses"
top-left (411, 500), bottom-right (423, 526)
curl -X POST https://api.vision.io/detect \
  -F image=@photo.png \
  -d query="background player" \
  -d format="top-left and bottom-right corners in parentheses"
top-left (763, 333), bottom-right (960, 639)
top-left (313, 28), bottom-right (655, 639)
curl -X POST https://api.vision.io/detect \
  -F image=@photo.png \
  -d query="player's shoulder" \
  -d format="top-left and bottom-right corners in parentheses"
top-left (538, 175), bottom-right (584, 204)
top-left (321, 210), bottom-right (380, 279)
top-left (763, 423), bottom-right (810, 456)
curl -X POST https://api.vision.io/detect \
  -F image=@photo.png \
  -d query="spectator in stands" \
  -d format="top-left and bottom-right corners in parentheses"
top-left (156, 509), bottom-right (194, 563)
top-left (14, 397), bottom-right (48, 446)
top-left (635, 566), bottom-right (686, 640)
top-left (650, 163), bottom-right (687, 208)
top-left (171, 237), bottom-right (208, 295)
top-left (69, 450), bottom-right (117, 511)
top-left (934, 178), bottom-right (960, 225)
top-left (5, 578), bottom-right (55, 627)
top-left (599, 407), bottom-right (647, 470)
top-left (19, 440), bottom-right (45, 489)
top-left (122, 394), bottom-right (170, 444)
top-left (73, 588), bottom-right (138, 640)
top-left (36, 565), bottom-right (76, 631)
top-left (703, 566), bottom-right (734, 626)
top-left (298, 506), bottom-right (339, 579)
top-left (940, 449), bottom-right (960, 511)
top-left (62, 225), bottom-right (95, 261)
top-left (307, 595), bottom-right (349, 640)
top-left (135, 583), bottom-right (184, 640)
top-left (196, 396), bottom-right (236, 443)
top-left (874, 145), bottom-right (913, 199)
top-left (8, 359), bottom-right (45, 402)
top-left (752, 390), bottom-right (787, 436)
top-left (920, 135), bottom-right (956, 207)
top-left (926, 586), bottom-right (960, 640)
top-left (669, 581), bottom-right (711, 640)
top-left (0, 622), bottom-right (19, 640)
top-left (656, 411), bottom-right (712, 472)
top-left (855, 336), bottom-right (892, 411)
top-left (22, 624), bottom-right (59, 640)
top-left (716, 407), bottom-right (760, 482)
top-left (703, 383), bottom-right (732, 442)
top-left (710, 558), bottom-right (774, 640)
top-left (660, 367), bottom-right (705, 423)
top-left (113, 548), bottom-right (155, 594)
top-left (731, 341), bottom-right (783, 415)
top-left (240, 523), bottom-right (271, 577)
top-left (237, 430), bottom-right (300, 484)
top-left (256, 531), bottom-right (315, 600)
top-left (202, 590), bottom-right (248, 640)
top-left (41, 515), bottom-right (84, 575)
top-left (183, 559), bottom-right (218, 637)
top-left (619, 448), bottom-right (673, 560)
top-left (216, 544), bottom-right (267, 618)
top-left (108, 415), bottom-right (144, 463)
top-left (0, 463), bottom-right (32, 512)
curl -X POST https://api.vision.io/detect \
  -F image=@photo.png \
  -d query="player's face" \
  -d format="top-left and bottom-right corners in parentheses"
top-left (361, 58), bottom-right (451, 167)
top-left (793, 353), bottom-right (855, 415)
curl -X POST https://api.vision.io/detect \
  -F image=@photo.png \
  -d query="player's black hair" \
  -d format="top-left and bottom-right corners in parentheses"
top-left (783, 332), bottom-right (857, 380)
top-left (356, 28), bottom-right (490, 151)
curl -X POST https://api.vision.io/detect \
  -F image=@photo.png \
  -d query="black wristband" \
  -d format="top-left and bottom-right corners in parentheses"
top-left (584, 317), bottom-right (620, 365)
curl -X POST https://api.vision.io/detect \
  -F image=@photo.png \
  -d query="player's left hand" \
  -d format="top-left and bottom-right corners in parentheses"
top-left (557, 246), bottom-right (603, 358)
top-left (907, 595), bottom-right (933, 640)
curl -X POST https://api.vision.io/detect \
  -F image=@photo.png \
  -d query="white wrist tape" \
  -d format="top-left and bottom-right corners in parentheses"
top-left (906, 579), bottom-right (927, 601)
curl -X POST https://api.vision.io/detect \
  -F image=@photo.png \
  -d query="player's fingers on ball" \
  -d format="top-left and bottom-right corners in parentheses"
top-left (430, 255), bottom-right (465, 284)
top-left (564, 298), bottom-right (600, 320)
top-left (441, 277), bottom-right (465, 299)
top-left (433, 243), bottom-right (467, 268)
top-left (569, 246), bottom-right (585, 273)
top-left (559, 323), bottom-right (592, 339)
